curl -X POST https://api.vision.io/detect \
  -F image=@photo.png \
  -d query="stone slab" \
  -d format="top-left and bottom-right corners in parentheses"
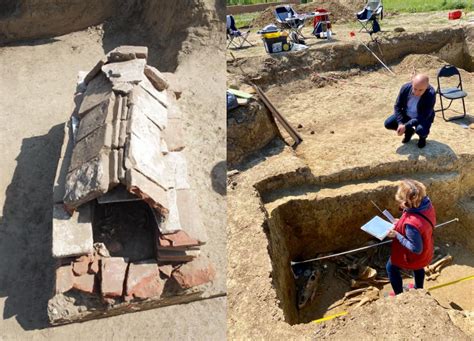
top-left (125, 112), bottom-right (166, 188)
top-left (52, 203), bottom-right (94, 258)
top-left (53, 121), bottom-right (75, 203)
top-left (107, 45), bottom-right (148, 62)
top-left (162, 117), bottom-right (185, 152)
top-left (140, 74), bottom-right (169, 108)
top-left (130, 86), bottom-right (168, 130)
top-left (97, 185), bottom-right (140, 204)
top-left (171, 256), bottom-right (215, 289)
top-left (118, 148), bottom-right (125, 182)
top-left (125, 168), bottom-right (169, 215)
top-left (158, 188), bottom-right (181, 234)
top-left (69, 123), bottom-right (113, 172)
top-left (84, 59), bottom-right (106, 85)
top-left (163, 152), bottom-right (190, 190)
top-left (64, 152), bottom-right (110, 208)
top-left (78, 73), bottom-right (113, 118)
top-left (176, 189), bottom-right (208, 244)
top-left (76, 94), bottom-right (116, 143)
top-left (144, 65), bottom-right (169, 91)
top-left (110, 149), bottom-right (119, 186)
top-left (101, 58), bottom-right (146, 85)
top-left (125, 260), bottom-right (163, 300)
top-left (101, 257), bottom-right (128, 298)
top-left (121, 96), bottom-right (129, 121)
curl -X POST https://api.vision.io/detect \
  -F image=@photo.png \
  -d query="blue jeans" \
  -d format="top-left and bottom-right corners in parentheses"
top-left (386, 258), bottom-right (425, 295)
top-left (384, 114), bottom-right (431, 138)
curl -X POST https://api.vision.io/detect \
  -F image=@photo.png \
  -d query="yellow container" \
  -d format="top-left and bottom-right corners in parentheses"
top-left (262, 31), bottom-right (281, 39)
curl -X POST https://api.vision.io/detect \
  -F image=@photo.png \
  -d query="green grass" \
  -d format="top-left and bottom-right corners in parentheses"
top-left (382, 0), bottom-right (472, 13)
top-left (233, 12), bottom-right (261, 28)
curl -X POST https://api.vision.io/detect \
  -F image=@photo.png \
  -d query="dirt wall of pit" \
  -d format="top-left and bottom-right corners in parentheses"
top-left (0, 0), bottom-right (116, 44)
top-left (263, 155), bottom-right (474, 324)
top-left (229, 27), bottom-right (473, 88)
top-left (0, 0), bottom-right (224, 46)
top-left (228, 98), bottom-right (280, 166)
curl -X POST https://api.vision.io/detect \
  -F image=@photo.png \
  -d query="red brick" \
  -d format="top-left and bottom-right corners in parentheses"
top-left (159, 265), bottom-right (173, 278)
top-left (55, 264), bottom-right (73, 294)
top-left (72, 255), bottom-right (92, 276)
top-left (72, 273), bottom-right (96, 294)
top-left (172, 257), bottom-right (215, 289)
top-left (126, 260), bottom-right (163, 300)
top-left (101, 257), bottom-right (128, 298)
top-left (158, 230), bottom-right (201, 249)
top-left (89, 257), bottom-right (100, 274)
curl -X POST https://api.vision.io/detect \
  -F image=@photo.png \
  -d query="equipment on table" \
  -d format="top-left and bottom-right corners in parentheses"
top-left (436, 65), bottom-right (468, 121)
top-left (274, 5), bottom-right (315, 42)
top-left (226, 15), bottom-right (253, 49)
top-left (312, 8), bottom-right (332, 39)
top-left (356, 0), bottom-right (383, 35)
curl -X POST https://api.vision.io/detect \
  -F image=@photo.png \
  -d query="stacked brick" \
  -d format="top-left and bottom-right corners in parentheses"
top-left (50, 46), bottom-right (214, 320)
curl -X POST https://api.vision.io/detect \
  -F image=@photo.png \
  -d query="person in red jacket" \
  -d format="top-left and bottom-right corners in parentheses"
top-left (386, 179), bottom-right (436, 295)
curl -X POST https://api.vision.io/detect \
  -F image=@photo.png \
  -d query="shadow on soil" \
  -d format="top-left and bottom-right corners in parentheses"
top-left (396, 139), bottom-right (456, 160)
top-left (0, 124), bottom-right (64, 330)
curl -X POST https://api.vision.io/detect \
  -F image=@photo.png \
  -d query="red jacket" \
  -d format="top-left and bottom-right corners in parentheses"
top-left (391, 205), bottom-right (436, 269)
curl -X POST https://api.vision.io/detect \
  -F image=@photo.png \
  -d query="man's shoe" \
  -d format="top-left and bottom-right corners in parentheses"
top-left (418, 137), bottom-right (427, 148)
top-left (402, 128), bottom-right (415, 143)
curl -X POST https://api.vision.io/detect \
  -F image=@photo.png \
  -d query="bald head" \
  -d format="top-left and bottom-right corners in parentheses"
top-left (411, 74), bottom-right (430, 97)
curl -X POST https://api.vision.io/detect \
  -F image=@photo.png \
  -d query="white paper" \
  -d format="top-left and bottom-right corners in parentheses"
top-left (361, 216), bottom-right (393, 241)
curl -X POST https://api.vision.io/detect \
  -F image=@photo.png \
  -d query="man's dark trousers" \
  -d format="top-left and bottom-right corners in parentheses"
top-left (384, 114), bottom-right (431, 138)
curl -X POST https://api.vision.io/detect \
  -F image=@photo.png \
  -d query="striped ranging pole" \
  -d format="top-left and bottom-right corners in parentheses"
top-left (290, 218), bottom-right (459, 266)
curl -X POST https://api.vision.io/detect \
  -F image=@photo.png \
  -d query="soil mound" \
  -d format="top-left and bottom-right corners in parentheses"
top-left (394, 54), bottom-right (447, 74)
top-left (314, 290), bottom-right (471, 340)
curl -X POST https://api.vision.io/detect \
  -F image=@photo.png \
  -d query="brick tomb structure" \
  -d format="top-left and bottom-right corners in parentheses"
top-left (48, 46), bottom-right (215, 325)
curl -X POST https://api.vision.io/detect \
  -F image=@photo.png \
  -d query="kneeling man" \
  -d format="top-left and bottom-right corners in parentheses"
top-left (384, 74), bottom-right (436, 148)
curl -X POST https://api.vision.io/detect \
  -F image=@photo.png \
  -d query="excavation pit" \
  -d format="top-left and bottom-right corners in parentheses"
top-left (262, 173), bottom-right (474, 324)
top-left (228, 19), bottom-right (474, 336)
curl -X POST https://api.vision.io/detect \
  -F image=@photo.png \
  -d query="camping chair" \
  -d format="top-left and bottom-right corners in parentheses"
top-left (226, 15), bottom-right (253, 49)
top-left (436, 65), bottom-right (468, 121)
top-left (356, 0), bottom-right (383, 35)
top-left (274, 5), bottom-right (306, 41)
top-left (312, 8), bottom-right (332, 39)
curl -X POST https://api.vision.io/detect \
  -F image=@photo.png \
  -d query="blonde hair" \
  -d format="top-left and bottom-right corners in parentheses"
top-left (395, 179), bottom-right (427, 209)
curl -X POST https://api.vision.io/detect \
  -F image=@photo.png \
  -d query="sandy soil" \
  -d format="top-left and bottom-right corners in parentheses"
top-left (0, 2), bottom-right (226, 339)
top-left (227, 13), bottom-right (474, 339)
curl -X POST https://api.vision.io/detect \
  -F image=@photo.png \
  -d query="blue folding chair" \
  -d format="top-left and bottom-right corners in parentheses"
top-left (356, 0), bottom-right (383, 35)
top-left (436, 65), bottom-right (468, 121)
top-left (226, 15), bottom-right (253, 49)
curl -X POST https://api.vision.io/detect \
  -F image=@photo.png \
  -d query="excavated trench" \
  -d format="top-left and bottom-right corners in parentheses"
top-left (260, 161), bottom-right (474, 325)
top-left (235, 26), bottom-right (474, 325)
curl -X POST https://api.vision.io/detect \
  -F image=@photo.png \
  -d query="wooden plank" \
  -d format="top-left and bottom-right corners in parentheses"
top-left (253, 85), bottom-right (302, 146)
top-left (227, 88), bottom-right (254, 99)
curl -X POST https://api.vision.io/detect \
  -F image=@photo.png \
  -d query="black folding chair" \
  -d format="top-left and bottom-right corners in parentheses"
top-left (356, 0), bottom-right (383, 35)
top-left (436, 65), bottom-right (468, 121)
top-left (226, 15), bottom-right (253, 49)
top-left (274, 5), bottom-right (306, 41)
